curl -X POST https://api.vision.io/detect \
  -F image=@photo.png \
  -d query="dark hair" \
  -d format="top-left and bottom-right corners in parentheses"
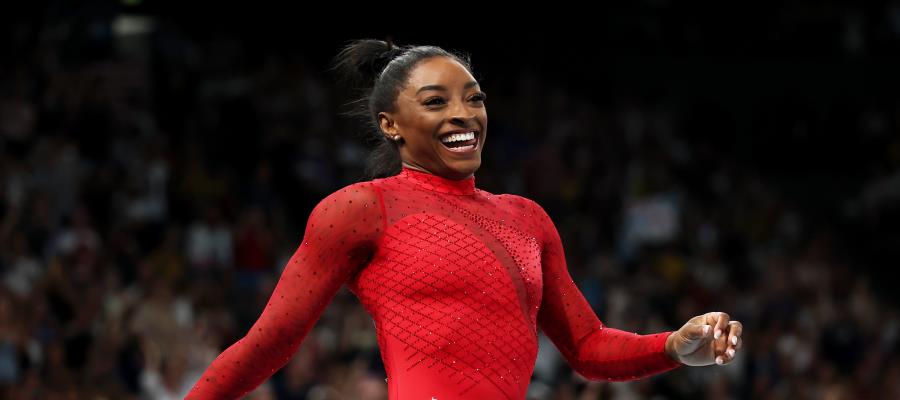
top-left (332, 39), bottom-right (472, 179)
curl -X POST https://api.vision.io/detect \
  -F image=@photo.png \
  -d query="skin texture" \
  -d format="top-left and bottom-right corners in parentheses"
top-left (378, 56), bottom-right (487, 181)
top-left (666, 311), bottom-right (744, 366)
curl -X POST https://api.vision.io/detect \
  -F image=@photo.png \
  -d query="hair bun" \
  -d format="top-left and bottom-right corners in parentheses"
top-left (332, 39), bottom-right (405, 87)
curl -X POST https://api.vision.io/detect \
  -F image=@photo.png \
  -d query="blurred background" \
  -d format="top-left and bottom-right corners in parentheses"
top-left (2, 1), bottom-right (900, 399)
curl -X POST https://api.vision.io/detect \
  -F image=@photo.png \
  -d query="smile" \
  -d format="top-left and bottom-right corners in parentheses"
top-left (438, 130), bottom-right (479, 154)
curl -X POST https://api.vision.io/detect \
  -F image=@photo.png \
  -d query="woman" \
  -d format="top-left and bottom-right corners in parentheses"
top-left (187, 40), bottom-right (744, 400)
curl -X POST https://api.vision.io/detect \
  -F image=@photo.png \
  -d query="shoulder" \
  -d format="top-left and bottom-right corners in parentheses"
top-left (490, 194), bottom-right (556, 244)
top-left (296, 182), bottom-right (384, 252)
top-left (305, 180), bottom-right (385, 238)
top-left (493, 193), bottom-right (545, 216)
top-left (331, 179), bottom-right (384, 198)
top-left (313, 180), bottom-right (384, 215)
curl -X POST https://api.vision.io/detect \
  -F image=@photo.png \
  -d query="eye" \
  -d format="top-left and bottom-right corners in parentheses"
top-left (424, 97), bottom-right (446, 107)
top-left (469, 92), bottom-right (487, 102)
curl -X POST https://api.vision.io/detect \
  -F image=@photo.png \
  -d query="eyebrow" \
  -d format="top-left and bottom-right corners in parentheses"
top-left (416, 81), bottom-right (479, 95)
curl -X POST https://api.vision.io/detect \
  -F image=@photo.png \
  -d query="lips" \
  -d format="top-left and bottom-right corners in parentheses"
top-left (438, 130), bottom-right (479, 154)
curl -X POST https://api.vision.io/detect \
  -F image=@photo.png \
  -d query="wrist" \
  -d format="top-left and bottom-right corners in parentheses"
top-left (664, 331), bottom-right (681, 364)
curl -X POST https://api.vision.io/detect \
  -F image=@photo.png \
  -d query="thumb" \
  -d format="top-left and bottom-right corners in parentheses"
top-left (683, 324), bottom-right (712, 341)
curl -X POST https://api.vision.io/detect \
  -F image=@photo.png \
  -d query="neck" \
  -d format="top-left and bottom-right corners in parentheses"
top-left (398, 164), bottom-right (476, 195)
top-left (401, 161), bottom-right (430, 174)
top-left (401, 161), bottom-right (474, 180)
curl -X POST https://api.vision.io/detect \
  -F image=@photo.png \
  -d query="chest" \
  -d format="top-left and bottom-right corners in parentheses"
top-left (366, 196), bottom-right (544, 323)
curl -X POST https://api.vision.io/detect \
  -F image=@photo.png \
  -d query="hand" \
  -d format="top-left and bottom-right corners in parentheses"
top-left (665, 311), bottom-right (743, 366)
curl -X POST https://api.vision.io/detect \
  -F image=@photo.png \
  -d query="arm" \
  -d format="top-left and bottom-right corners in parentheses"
top-left (529, 199), bottom-right (683, 381)
top-left (186, 183), bottom-right (385, 399)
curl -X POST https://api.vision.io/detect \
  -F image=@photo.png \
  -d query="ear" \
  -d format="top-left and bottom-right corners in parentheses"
top-left (378, 112), bottom-right (400, 139)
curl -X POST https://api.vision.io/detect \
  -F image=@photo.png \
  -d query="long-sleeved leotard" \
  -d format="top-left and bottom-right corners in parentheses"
top-left (187, 167), bottom-right (683, 400)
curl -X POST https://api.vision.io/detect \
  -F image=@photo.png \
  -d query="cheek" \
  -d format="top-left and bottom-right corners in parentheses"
top-left (409, 115), bottom-right (442, 141)
top-left (477, 110), bottom-right (488, 126)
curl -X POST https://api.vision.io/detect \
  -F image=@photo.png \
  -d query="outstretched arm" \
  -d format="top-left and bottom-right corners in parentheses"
top-left (186, 183), bottom-right (385, 399)
top-left (529, 199), bottom-right (684, 381)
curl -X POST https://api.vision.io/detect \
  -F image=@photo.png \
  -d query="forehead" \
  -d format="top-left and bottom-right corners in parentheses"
top-left (404, 56), bottom-right (476, 91)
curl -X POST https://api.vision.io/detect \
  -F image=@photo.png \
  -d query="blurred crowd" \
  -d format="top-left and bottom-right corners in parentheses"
top-left (2, 2), bottom-right (900, 399)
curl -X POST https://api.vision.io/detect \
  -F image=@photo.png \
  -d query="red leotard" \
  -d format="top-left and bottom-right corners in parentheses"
top-left (187, 167), bottom-right (683, 399)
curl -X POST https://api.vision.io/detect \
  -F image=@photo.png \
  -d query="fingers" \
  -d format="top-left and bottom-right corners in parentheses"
top-left (712, 312), bottom-right (730, 365)
top-left (685, 323), bottom-right (712, 340)
top-left (679, 312), bottom-right (745, 367)
top-left (720, 321), bottom-right (743, 365)
top-left (713, 312), bottom-right (730, 340)
top-left (727, 320), bottom-right (743, 349)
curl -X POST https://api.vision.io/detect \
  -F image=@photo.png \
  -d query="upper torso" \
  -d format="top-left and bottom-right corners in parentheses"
top-left (347, 167), bottom-right (544, 400)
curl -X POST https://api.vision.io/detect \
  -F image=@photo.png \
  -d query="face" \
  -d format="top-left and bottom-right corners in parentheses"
top-left (379, 56), bottom-right (487, 180)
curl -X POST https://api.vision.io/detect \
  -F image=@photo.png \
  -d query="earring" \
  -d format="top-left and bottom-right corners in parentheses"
top-left (392, 136), bottom-right (402, 141)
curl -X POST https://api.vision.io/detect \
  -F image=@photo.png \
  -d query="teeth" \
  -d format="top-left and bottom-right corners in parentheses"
top-left (441, 131), bottom-right (476, 143)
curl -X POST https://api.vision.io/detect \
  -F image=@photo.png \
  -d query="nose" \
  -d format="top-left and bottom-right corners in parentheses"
top-left (448, 100), bottom-right (476, 126)
top-left (449, 115), bottom-right (476, 126)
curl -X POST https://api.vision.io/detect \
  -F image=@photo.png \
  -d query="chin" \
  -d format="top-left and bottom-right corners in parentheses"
top-left (446, 159), bottom-right (481, 178)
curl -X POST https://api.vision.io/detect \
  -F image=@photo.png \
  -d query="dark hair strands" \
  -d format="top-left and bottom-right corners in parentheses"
top-left (330, 39), bottom-right (473, 179)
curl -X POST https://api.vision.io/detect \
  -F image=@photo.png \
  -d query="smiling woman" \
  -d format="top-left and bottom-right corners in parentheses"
top-left (333, 41), bottom-right (488, 181)
top-left (379, 56), bottom-right (487, 180)
top-left (186, 39), bottom-right (743, 400)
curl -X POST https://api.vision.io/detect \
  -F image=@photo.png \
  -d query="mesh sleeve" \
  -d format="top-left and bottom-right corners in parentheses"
top-left (529, 199), bottom-right (683, 381)
top-left (186, 182), bottom-right (385, 399)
